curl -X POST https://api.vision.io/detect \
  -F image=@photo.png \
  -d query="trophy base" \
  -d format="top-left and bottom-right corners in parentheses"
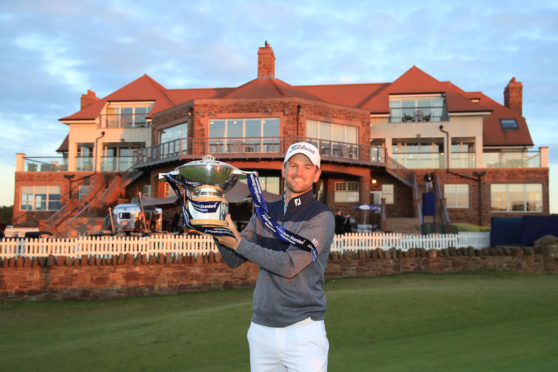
top-left (190, 219), bottom-right (228, 227)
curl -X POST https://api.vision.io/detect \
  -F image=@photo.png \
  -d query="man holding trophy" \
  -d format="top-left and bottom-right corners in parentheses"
top-left (217, 142), bottom-right (334, 372)
top-left (161, 142), bottom-right (334, 371)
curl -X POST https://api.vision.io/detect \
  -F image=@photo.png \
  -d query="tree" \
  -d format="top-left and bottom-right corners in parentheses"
top-left (0, 205), bottom-right (13, 225)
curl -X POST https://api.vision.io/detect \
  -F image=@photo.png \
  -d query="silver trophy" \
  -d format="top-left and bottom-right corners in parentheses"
top-left (159, 155), bottom-right (244, 227)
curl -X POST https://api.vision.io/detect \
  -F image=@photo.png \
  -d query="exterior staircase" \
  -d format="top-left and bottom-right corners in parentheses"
top-left (43, 169), bottom-right (143, 236)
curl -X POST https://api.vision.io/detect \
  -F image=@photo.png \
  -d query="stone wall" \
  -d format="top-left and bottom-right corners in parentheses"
top-left (2, 243), bottom-right (557, 302)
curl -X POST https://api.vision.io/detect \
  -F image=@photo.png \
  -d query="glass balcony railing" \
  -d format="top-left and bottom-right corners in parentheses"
top-left (390, 152), bottom-right (446, 169)
top-left (389, 107), bottom-right (449, 123)
top-left (24, 157), bottom-right (68, 172)
top-left (98, 114), bottom-right (150, 129)
top-left (483, 151), bottom-right (541, 168)
top-left (101, 156), bottom-right (134, 172)
top-left (451, 152), bottom-right (476, 168)
top-left (76, 157), bottom-right (94, 171)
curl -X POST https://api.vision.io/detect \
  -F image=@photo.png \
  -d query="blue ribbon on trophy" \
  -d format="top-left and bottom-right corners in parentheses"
top-left (244, 172), bottom-right (318, 262)
top-left (160, 156), bottom-right (318, 261)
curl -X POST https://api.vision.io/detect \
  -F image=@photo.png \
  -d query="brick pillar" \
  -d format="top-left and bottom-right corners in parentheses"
top-left (16, 153), bottom-right (25, 172)
top-left (504, 77), bottom-right (522, 116)
top-left (258, 42), bottom-right (275, 78)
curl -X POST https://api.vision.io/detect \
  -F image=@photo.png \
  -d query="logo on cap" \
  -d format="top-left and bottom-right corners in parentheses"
top-left (284, 142), bottom-right (321, 168)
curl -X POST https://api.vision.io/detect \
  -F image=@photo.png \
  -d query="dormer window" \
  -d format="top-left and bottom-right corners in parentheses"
top-left (500, 119), bottom-right (518, 129)
top-left (389, 94), bottom-right (448, 123)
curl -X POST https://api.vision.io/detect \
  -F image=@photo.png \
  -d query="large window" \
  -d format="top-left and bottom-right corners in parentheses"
top-left (21, 186), bottom-right (61, 211)
top-left (445, 184), bottom-right (469, 208)
top-left (209, 118), bottom-right (280, 153)
top-left (491, 184), bottom-right (542, 212)
top-left (335, 181), bottom-right (359, 202)
top-left (76, 143), bottom-right (94, 171)
top-left (160, 123), bottom-right (187, 143)
top-left (306, 120), bottom-right (359, 159)
top-left (104, 104), bottom-right (153, 128)
top-left (389, 94), bottom-right (448, 122)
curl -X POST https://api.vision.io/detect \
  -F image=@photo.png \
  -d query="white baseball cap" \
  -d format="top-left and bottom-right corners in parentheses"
top-left (284, 142), bottom-right (321, 168)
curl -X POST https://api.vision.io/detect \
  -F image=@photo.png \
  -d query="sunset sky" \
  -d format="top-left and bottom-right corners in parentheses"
top-left (1, 0), bottom-right (557, 211)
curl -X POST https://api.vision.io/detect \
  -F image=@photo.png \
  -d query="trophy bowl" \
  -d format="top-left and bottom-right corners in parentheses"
top-left (159, 155), bottom-right (243, 228)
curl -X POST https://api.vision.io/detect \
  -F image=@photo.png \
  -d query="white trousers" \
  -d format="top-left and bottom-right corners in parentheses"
top-left (247, 318), bottom-right (329, 372)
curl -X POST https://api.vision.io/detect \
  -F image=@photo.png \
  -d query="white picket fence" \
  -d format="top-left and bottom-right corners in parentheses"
top-left (331, 232), bottom-right (490, 253)
top-left (0, 232), bottom-right (490, 259)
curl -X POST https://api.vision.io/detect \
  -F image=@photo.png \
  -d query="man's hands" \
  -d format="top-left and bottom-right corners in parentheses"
top-left (214, 214), bottom-right (242, 250)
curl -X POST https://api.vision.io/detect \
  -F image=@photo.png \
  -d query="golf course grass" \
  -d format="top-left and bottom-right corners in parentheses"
top-left (1, 270), bottom-right (557, 371)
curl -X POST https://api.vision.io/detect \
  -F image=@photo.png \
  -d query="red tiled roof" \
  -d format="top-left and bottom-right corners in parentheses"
top-left (165, 87), bottom-right (233, 105)
top-left (221, 78), bottom-right (327, 102)
top-left (60, 74), bottom-right (173, 121)
top-left (356, 66), bottom-right (488, 113)
top-left (58, 65), bottom-right (533, 148)
top-left (56, 134), bottom-right (69, 153)
top-left (474, 93), bottom-right (533, 147)
top-left (296, 83), bottom-right (388, 108)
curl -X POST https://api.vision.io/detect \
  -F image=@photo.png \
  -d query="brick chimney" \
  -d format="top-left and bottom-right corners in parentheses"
top-left (257, 41), bottom-right (275, 79)
top-left (80, 90), bottom-right (99, 109)
top-left (504, 77), bottom-right (523, 116)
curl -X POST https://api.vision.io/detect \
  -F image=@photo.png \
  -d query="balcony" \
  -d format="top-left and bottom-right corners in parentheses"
top-left (389, 107), bottom-right (449, 123)
top-left (132, 137), bottom-right (381, 168)
top-left (483, 151), bottom-right (541, 168)
top-left (451, 152), bottom-right (476, 168)
top-left (98, 114), bottom-right (150, 129)
top-left (24, 157), bottom-right (68, 172)
top-left (101, 156), bottom-right (134, 172)
top-left (391, 152), bottom-right (446, 169)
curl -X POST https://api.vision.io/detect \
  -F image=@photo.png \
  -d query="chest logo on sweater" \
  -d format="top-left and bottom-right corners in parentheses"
top-left (294, 198), bottom-right (301, 206)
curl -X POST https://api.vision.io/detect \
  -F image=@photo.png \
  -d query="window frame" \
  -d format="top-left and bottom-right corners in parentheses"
top-left (389, 94), bottom-right (448, 123)
top-left (381, 184), bottom-right (394, 204)
top-left (500, 119), bottom-right (519, 130)
top-left (490, 183), bottom-right (543, 212)
top-left (444, 184), bottom-right (469, 209)
top-left (334, 181), bottom-right (360, 202)
top-left (20, 185), bottom-right (61, 212)
top-left (306, 120), bottom-right (358, 144)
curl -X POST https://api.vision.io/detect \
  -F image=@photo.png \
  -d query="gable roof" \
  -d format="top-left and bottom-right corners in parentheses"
top-left (356, 66), bottom-right (489, 114)
top-left (60, 74), bottom-right (174, 121)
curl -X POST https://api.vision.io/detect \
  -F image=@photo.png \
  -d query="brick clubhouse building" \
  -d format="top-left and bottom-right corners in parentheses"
top-left (13, 43), bottom-right (549, 235)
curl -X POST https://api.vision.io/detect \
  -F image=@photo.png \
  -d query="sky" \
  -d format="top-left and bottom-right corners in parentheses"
top-left (0, 0), bottom-right (557, 212)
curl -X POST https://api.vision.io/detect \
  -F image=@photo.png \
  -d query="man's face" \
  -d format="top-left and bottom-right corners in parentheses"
top-left (282, 153), bottom-right (321, 196)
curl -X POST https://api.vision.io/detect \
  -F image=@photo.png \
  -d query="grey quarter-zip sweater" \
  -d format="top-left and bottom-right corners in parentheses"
top-left (216, 189), bottom-right (335, 327)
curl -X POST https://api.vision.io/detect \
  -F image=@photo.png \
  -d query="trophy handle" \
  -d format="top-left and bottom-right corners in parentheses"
top-left (233, 169), bottom-right (257, 177)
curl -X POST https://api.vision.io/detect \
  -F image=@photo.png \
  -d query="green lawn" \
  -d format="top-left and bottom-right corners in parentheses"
top-left (1, 271), bottom-right (557, 371)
